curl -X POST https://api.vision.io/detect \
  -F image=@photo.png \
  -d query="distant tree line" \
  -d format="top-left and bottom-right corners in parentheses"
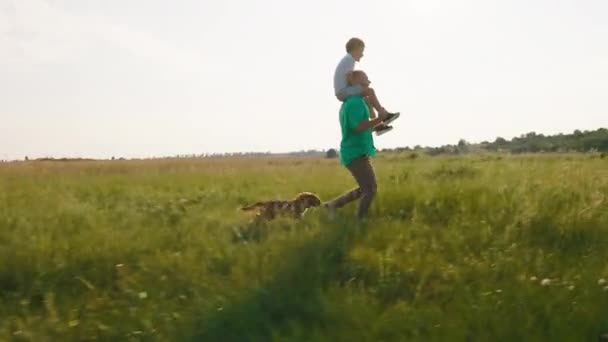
top-left (485, 128), bottom-right (608, 153)
top-left (12, 128), bottom-right (606, 162)
top-left (198, 150), bottom-right (328, 158)
top-left (381, 128), bottom-right (608, 156)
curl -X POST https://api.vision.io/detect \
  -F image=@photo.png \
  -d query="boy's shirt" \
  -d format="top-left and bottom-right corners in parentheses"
top-left (333, 53), bottom-right (356, 96)
top-left (339, 96), bottom-right (376, 166)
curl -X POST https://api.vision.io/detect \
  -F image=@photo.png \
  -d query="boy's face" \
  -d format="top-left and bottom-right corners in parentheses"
top-left (351, 46), bottom-right (364, 61)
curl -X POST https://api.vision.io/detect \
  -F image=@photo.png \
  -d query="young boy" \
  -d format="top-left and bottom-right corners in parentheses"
top-left (333, 37), bottom-right (400, 136)
top-left (324, 70), bottom-right (385, 219)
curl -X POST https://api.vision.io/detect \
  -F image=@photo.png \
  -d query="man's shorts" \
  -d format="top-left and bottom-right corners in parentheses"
top-left (336, 85), bottom-right (363, 102)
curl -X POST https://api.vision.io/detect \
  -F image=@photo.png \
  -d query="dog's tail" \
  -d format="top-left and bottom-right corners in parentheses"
top-left (239, 202), bottom-right (262, 211)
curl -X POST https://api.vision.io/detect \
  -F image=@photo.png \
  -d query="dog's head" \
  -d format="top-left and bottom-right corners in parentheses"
top-left (295, 192), bottom-right (322, 208)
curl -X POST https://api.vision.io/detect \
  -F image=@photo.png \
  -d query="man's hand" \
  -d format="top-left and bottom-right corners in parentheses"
top-left (353, 117), bottom-right (384, 133)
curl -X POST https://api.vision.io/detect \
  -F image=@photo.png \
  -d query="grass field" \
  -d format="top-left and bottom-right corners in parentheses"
top-left (1, 153), bottom-right (607, 341)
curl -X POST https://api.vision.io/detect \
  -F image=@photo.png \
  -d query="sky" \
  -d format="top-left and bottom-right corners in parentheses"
top-left (1, 0), bottom-right (607, 160)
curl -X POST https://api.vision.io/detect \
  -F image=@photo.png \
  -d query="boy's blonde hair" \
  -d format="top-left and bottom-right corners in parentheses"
top-left (346, 37), bottom-right (365, 53)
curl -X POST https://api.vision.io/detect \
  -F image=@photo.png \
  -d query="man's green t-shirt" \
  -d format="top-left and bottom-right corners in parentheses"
top-left (339, 96), bottom-right (376, 166)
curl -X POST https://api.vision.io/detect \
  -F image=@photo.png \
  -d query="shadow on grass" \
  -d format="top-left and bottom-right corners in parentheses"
top-left (190, 218), bottom-right (370, 342)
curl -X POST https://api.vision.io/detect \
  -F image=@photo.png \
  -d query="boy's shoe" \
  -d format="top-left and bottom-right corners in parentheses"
top-left (382, 112), bottom-right (401, 125)
top-left (374, 124), bottom-right (393, 136)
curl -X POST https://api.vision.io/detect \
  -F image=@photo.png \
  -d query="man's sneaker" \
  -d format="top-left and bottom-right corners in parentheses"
top-left (382, 112), bottom-right (401, 125)
top-left (374, 124), bottom-right (393, 136)
top-left (323, 202), bottom-right (336, 220)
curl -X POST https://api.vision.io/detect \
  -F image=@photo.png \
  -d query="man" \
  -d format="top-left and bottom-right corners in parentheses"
top-left (324, 70), bottom-right (388, 219)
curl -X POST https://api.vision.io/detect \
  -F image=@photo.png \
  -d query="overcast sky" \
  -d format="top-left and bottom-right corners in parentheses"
top-left (1, 0), bottom-right (606, 160)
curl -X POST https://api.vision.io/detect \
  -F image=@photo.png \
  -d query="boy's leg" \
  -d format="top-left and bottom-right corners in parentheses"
top-left (336, 85), bottom-right (364, 102)
top-left (362, 87), bottom-right (401, 126)
top-left (362, 87), bottom-right (387, 117)
top-left (339, 85), bottom-right (386, 119)
top-left (364, 96), bottom-right (378, 119)
top-left (339, 85), bottom-right (394, 134)
top-left (365, 96), bottom-right (393, 136)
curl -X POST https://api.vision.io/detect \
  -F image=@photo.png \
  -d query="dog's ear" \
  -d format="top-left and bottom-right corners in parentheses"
top-left (295, 192), bottom-right (321, 207)
top-left (304, 194), bottom-right (321, 207)
top-left (295, 192), bottom-right (307, 202)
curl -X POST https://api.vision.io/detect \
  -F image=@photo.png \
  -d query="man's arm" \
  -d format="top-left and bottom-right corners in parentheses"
top-left (353, 117), bottom-right (383, 133)
top-left (345, 100), bottom-right (384, 133)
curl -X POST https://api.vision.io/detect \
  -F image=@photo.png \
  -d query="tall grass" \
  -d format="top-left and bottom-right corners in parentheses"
top-left (0, 154), bottom-right (607, 341)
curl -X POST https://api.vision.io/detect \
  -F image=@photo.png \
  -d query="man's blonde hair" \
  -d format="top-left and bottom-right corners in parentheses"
top-left (347, 70), bottom-right (366, 86)
top-left (346, 37), bottom-right (365, 53)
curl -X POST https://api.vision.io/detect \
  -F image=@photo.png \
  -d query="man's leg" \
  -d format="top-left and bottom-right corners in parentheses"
top-left (327, 187), bottom-right (362, 210)
top-left (324, 155), bottom-right (377, 219)
top-left (346, 155), bottom-right (377, 218)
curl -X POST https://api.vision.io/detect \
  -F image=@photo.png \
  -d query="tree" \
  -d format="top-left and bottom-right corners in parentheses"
top-left (457, 139), bottom-right (469, 153)
top-left (326, 149), bottom-right (338, 159)
top-left (496, 137), bottom-right (508, 145)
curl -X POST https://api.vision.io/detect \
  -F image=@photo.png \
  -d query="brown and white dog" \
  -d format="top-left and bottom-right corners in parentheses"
top-left (240, 192), bottom-right (322, 222)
